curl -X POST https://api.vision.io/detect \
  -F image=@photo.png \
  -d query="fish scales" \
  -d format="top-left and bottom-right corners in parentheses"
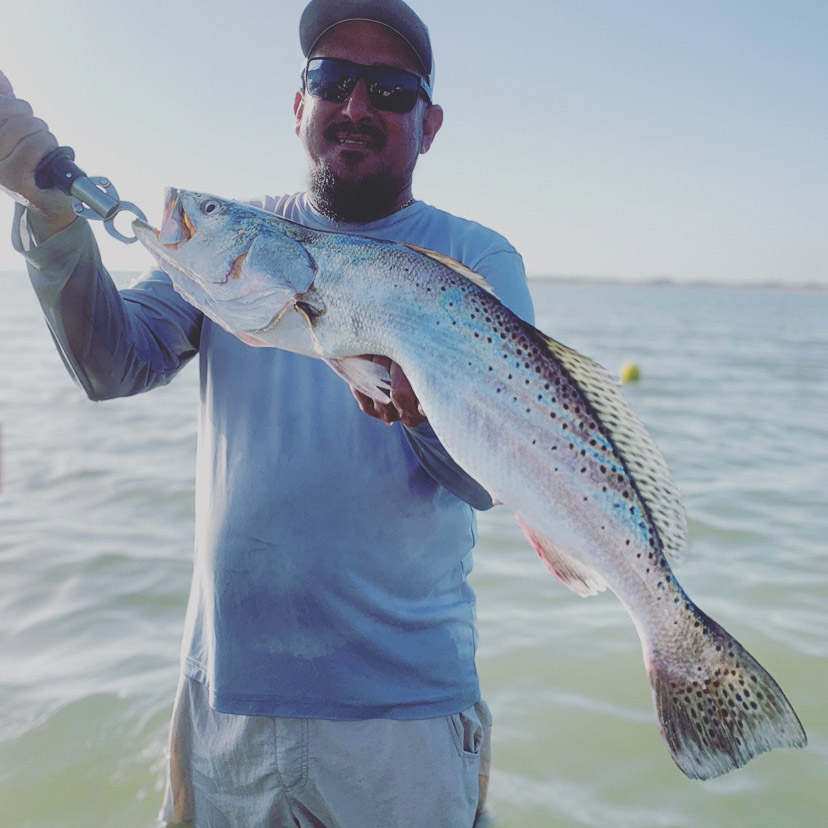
top-left (310, 245), bottom-right (667, 593)
top-left (133, 190), bottom-right (806, 780)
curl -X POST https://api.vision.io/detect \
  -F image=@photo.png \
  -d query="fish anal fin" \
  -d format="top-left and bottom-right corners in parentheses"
top-left (326, 357), bottom-right (392, 405)
top-left (514, 515), bottom-right (607, 597)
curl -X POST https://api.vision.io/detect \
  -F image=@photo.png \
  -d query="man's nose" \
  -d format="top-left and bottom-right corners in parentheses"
top-left (341, 78), bottom-right (374, 120)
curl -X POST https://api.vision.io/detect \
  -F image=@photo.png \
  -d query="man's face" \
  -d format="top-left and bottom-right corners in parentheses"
top-left (294, 20), bottom-right (442, 220)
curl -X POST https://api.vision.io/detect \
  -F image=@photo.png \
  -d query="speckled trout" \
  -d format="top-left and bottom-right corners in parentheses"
top-left (133, 189), bottom-right (806, 780)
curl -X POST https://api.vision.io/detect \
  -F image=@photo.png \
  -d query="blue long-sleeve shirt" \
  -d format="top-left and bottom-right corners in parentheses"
top-left (15, 194), bottom-right (534, 719)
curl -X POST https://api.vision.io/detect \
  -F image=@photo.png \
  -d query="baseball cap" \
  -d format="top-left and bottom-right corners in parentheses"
top-left (299, 0), bottom-right (434, 89)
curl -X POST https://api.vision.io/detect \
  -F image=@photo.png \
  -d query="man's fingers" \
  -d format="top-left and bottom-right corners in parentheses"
top-left (0, 70), bottom-right (16, 98)
top-left (389, 363), bottom-right (427, 428)
top-left (0, 96), bottom-right (36, 122)
top-left (348, 356), bottom-right (425, 427)
top-left (0, 114), bottom-right (53, 163)
top-left (350, 386), bottom-right (398, 425)
top-left (0, 77), bottom-right (71, 223)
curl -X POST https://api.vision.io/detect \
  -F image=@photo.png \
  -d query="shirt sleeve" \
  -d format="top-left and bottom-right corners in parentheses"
top-left (12, 207), bottom-right (202, 400)
top-left (401, 242), bottom-right (535, 510)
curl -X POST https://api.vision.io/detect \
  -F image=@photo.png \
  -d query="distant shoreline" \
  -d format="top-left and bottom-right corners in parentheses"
top-left (4, 269), bottom-right (826, 294)
top-left (527, 274), bottom-right (828, 293)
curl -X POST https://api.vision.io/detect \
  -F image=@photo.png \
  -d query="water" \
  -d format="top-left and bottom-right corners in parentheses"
top-left (1, 274), bottom-right (826, 828)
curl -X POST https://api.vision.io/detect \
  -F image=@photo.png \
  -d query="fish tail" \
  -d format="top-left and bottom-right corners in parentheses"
top-left (647, 610), bottom-right (806, 780)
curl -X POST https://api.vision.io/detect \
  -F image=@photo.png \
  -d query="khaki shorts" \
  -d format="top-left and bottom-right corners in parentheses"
top-left (159, 676), bottom-right (492, 828)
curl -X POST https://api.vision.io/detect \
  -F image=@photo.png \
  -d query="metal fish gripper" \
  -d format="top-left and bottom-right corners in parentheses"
top-left (34, 146), bottom-right (146, 244)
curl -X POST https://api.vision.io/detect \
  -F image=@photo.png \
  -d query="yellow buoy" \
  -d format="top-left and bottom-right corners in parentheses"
top-left (619, 361), bottom-right (641, 384)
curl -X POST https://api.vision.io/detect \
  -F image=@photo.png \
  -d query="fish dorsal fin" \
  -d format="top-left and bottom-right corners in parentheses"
top-left (541, 333), bottom-right (688, 563)
top-left (515, 515), bottom-right (608, 597)
top-left (401, 243), bottom-right (499, 297)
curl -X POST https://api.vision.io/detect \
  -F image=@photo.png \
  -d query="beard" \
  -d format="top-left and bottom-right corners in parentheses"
top-left (308, 123), bottom-right (414, 223)
top-left (309, 162), bottom-right (410, 223)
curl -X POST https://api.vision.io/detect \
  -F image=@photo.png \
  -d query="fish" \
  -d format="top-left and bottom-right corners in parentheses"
top-left (133, 188), bottom-right (806, 780)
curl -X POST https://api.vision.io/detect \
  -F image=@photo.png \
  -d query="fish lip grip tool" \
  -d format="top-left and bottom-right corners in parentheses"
top-left (34, 145), bottom-right (147, 243)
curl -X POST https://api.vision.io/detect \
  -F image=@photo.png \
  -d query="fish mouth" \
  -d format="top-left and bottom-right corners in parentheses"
top-left (131, 189), bottom-right (196, 263)
top-left (156, 188), bottom-right (195, 249)
top-left (180, 210), bottom-right (196, 242)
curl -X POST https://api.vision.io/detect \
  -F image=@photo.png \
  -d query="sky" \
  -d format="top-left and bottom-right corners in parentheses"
top-left (0, 0), bottom-right (825, 284)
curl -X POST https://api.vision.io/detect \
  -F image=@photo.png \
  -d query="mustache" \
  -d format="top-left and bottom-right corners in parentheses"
top-left (324, 122), bottom-right (387, 149)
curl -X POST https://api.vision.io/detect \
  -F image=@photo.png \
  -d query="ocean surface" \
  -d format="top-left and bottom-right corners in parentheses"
top-left (1, 273), bottom-right (826, 828)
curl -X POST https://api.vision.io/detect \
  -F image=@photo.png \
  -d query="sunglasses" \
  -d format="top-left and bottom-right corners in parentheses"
top-left (303, 57), bottom-right (431, 114)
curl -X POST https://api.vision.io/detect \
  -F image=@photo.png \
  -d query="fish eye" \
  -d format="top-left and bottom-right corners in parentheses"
top-left (201, 199), bottom-right (222, 215)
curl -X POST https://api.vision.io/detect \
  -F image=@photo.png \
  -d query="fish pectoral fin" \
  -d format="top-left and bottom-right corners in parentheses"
top-left (326, 357), bottom-right (392, 405)
top-left (514, 515), bottom-right (608, 597)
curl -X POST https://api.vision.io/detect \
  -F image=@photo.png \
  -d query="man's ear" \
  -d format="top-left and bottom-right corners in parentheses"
top-left (294, 90), bottom-right (305, 136)
top-left (420, 104), bottom-right (444, 155)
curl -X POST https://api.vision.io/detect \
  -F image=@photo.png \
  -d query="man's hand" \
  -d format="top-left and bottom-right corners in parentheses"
top-left (0, 70), bottom-right (76, 238)
top-left (351, 355), bottom-right (427, 428)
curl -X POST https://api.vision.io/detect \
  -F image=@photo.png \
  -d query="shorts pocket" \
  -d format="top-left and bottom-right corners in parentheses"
top-left (447, 704), bottom-right (486, 759)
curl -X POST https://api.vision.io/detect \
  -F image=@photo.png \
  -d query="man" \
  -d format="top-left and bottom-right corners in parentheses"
top-left (0, 1), bottom-right (534, 825)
